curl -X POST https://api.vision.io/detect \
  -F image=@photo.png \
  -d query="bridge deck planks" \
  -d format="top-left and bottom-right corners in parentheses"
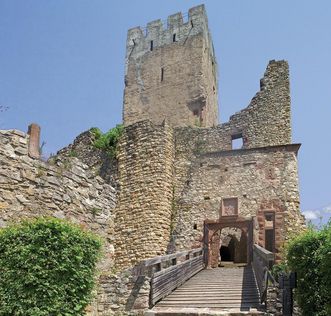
top-left (153, 266), bottom-right (264, 312)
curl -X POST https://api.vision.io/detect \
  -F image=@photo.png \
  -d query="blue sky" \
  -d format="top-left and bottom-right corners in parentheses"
top-left (0, 0), bottom-right (330, 224)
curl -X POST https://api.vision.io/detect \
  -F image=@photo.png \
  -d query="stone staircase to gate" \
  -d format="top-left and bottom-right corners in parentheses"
top-left (147, 265), bottom-right (264, 315)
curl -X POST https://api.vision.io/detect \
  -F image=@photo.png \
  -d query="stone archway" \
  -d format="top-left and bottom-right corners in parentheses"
top-left (204, 217), bottom-right (253, 268)
top-left (219, 228), bottom-right (248, 264)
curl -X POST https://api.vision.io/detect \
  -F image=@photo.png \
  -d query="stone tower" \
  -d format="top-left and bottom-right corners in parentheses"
top-left (123, 4), bottom-right (219, 128)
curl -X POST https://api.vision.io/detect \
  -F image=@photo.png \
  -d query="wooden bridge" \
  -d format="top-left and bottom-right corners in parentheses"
top-left (134, 245), bottom-right (275, 315)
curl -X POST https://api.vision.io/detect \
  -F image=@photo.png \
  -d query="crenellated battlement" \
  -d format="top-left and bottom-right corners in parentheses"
top-left (125, 5), bottom-right (211, 65)
top-left (123, 4), bottom-right (218, 128)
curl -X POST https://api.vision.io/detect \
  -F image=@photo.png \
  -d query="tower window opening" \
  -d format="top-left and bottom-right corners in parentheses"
top-left (191, 20), bottom-right (194, 28)
top-left (173, 34), bottom-right (176, 42)
top-left (231, 133), bottom-right (243, 149)
top-left (150, 40), bottom-right (153, 51)
top-left (161, 68), bottom-right (164, 82)
top-left (193, 223), bottom-right (197, 230)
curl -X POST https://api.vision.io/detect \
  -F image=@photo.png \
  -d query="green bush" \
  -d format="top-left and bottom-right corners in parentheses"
top-left (90, 124), bottom-right (123, 158)
top-left (271, 261), bottom-right (288, 282)
top-left (286, 223), bottom-right (331, 316)
top-left (0, 217), bottom-right (102, 316)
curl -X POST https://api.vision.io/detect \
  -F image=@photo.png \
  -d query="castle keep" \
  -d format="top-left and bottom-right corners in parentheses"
top-left (123, 5), bottom-right (218, 128)
top-left (0, 4), bottom-right (305, 315)
top-left (116, 4), bottom-right (304, 269)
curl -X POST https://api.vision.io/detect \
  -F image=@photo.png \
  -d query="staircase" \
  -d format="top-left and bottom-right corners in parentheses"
top-left (146, 265), bottom-right (265, 315)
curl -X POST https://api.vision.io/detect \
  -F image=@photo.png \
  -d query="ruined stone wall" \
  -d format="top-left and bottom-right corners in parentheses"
top-left (226, 60), bottom-right (292, 148)
top-left (168, 60), bottom-right (296, 247)
top-left (88, 268), bottom-right (150, 316)
top-left (114, 120), bottom-right (175, 269)
top-left (173, 60), bottom-right (292, 155)
top-left (171, 141), bottom-right (305, 261)
top-left (0, 128), bottom-right (122, 314)
top-left (123, 4), bottom-right (218, 128)
top-left (56, 129), bottom-right (118, 189)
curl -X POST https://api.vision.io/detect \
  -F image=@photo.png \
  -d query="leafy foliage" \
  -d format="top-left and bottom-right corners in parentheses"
top-left (286, 223), bottom-right (331, 316)
top-left (0, 217), bottom-right (102, 316)
top-left (271, 261), bottom-right (288, 282)
top-left (90, 125), bottom-right (123, 158)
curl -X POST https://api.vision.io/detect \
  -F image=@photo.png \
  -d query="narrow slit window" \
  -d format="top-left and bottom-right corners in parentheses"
top-left (150, 40), bottom-right (153, 51)
top-left (161, 68), bottom-right (164, 82)
top-left (231, 133), bottom-right (243, 149)
top-left (191, 20), bottom-right (194, 28)
top-left (173, 33), bottom-right (176, 42)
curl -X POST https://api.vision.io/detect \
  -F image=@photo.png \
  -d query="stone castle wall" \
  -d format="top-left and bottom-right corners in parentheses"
top-left (173, 60), bottom-right (292, 154)
top-left (114, 120), bottom-right (175, 269)
top-left (168, 60), bottom-right (303, 261)
top-left (226, 60), bottom-right (292, 148)
top-left (114, 60), bottom-right (305, 266)
top-left (123, 4), bottom-right (218, 128)
top-left (0, 4), bottom-right (307, 314)
top-left (56, 129), bottom-right (119, 189)
top-left (0, 128), bottom-right (124, 314)
top-left (171, 142), bottom-right (305, 261)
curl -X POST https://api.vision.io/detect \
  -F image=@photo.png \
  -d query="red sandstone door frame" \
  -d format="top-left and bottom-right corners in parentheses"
top-left (203, 217), bottom-right (254, 268)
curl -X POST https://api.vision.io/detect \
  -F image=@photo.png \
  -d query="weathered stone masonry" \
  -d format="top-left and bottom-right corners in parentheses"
top-left (0, 127), bottom-right (122, 315)
top-left (171, 144), bottom-right (303, 262)
top-left (114, 121), bottom-right (175, 269)
top-left (124, 5), bottom-right (218, 128)
top-left (114, 5), bottom-right (305, 269)
top-left (113, 58), bottom-right (305, 268)
top-left (0, 4), bottom-right (307, 315)
top-left (169, 59), bottom-right (303, 262)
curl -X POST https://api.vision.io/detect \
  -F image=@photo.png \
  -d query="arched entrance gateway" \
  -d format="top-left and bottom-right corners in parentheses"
top-left (219, 227), bottom-right (248, 264)
top-left (203, 216), bottom-right (254, 268)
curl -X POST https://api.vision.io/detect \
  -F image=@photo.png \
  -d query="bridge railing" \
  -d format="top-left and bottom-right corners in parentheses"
top-left (252, 244), bottom-right (275, 303)
top-left (133, 248), bottom-right (205, 306)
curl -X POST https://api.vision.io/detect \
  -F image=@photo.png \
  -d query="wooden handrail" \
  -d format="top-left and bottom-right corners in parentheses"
top-left (253, 244), bottom-right (274, 268)
top-left (142, 247), bottom-right (203, 267)
top-left (252, 244), bottom-right (275, 304)
top-left (133, 248), bottom-right (205, 306)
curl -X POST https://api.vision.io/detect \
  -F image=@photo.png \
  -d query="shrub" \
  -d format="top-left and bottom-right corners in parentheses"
top-left (270, 261), bottom-right (288, 282)
top-left (319, 224), bottom-right (331, 315)
top-left (286, 224), bottom-right (331, 316)
top-left (0, 217), bottom-right (102, 316)
top-left (90, 125), bottom-right (123, 158)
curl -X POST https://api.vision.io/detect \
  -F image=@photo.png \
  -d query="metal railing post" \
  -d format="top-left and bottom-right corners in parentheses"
top-left (279, 272), bottom-right (297, 316)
